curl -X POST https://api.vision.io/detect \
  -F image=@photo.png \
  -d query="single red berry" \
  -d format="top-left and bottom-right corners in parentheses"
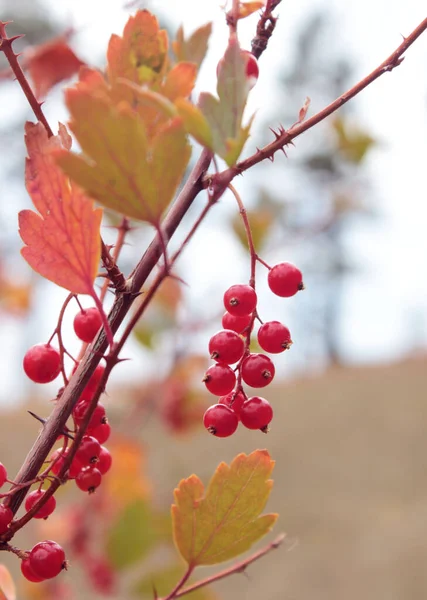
top-left (73, 307), bottom-right (103, 343)
top-left (0, 463), bottom-right (7, 488)
top-left (97, 447), bottom-right (112, 475)
top-left (203, 404), bottom-right (238, 437)
top-left (268, 262), bottom-right (304, 297)
top-left (221, 312), bottom-right (252, 334)
top-left (219, 390), bottom-right (246, 420)
top-left (241, 49), bottom-right (259, 89)
top-left (257, 321), bottom-right (292, 353)
top-left (86, 556), bottom-right (116, 595)
top-left (25, 490), bottom-right (56, 519)
top-left (203, 364), bottom-right (236, 396)
top-left (50, 448), bottom-right (83, 479)
top-left (75, 435), bottom-right (101, 466)
top-left (240, 396), bottom-right (273, 431)
top-left (23, 344), bottom-right (61, 384)
top-left (29, 540), bottom-right (66, 579)
top-left (241, 353), bottom-right (275, 388)
top-left (21, 559), bottom-right (45, 583)
top-left (208, 330), bottom-right (245, 364)
top-left (0, 505), bottom-right (13, 533)
top-left (223, 284), bottom-right (257, 317)
top-left (88, 422), bottom-right (111, 444)
top-left (73, 401), bottom-right (106, 429)
top-left (76, 467), bottom-right (102, 493)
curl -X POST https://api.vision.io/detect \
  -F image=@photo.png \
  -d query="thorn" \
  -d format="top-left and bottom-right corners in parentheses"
top-left (268, 154), bottom-right (275, 162)
top-left (269, 127), bottom-right (281, 140)
top-left (8, 34), bottom-right (24, 43)
top-left (280, 147), bottom-right (287, 157)
top-left (27, 411), bottom-right (74, 440)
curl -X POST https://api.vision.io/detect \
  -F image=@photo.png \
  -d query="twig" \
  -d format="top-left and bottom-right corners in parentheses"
top-left (210, 16), bottom-right (427, 199)
top-left (251, 0), bottom-right (283, 58)
top-left (161, 534), bottom-right (286, 599)
top-left (0, 22), bottom-right (53, 137)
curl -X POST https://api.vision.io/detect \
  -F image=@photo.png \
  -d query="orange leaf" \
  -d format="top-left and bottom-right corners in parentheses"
top-left (107, 10), bottom-right (168, 86)
top-left (172, 23), bottom-right (212, 70)
top-left (26, 36), bottom-right (84, 98)
top-left (161, 62), bottom-right (197, 101)
top-left (238, 1), bottom-right (266, 18)
top-left (19, 122), bottom-right (102, 295)
top-left (172, 450), bottom-right (277, 566)
top-left (0, 565), bottom-right (15, 600)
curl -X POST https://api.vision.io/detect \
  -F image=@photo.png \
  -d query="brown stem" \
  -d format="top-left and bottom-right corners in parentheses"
top-left (3, 148), bottom-right (212, 524)
top-left (0, 22), bottom-right (53, 137)
top-left (210, 16), bottom-right (427, 199)
top-left (163, 565), bottom-right (195, 600)
top-left (161, 534), bottom-right (286, 599)
top-left (251, 0), bottom-right (283, 58)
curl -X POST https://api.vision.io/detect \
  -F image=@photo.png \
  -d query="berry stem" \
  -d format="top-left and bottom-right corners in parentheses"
top-left (227, 184), bottom-right (257, 286)
top-left (49, 292), bottom-right (76, 385)
top-left (89, 291), bottom-right (114, 349)
top-left (160, 534), bottom-right (286, 599)
top-left (0, 22), bottom-right (53, 137)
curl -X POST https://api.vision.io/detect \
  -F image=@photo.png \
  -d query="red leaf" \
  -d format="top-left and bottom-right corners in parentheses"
top-left (26, 35), bottom-right (85, 99)
top-left (19, 122), bottom-right (102, 295)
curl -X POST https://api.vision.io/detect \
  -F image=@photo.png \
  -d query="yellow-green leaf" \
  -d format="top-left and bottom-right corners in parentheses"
top-left (173, 23), bottom-right (212, 70)
top-left (176, 98), bottom-right (213, 148)
top-left (56, 89), bottom-right (191, 224)
top-left (107, 9), bottom-right (168, 86)
top-left (172, 450), bottom-right (277, 567)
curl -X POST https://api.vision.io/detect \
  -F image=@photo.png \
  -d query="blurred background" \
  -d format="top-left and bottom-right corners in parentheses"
top-left (0, 0), bottom-right (426, 599)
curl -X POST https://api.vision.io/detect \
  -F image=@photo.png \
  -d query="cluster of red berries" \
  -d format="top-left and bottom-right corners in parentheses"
top-left (16, 306), bottom-right (113, 582)
top-left (203, 262), bottom-right (303, 437)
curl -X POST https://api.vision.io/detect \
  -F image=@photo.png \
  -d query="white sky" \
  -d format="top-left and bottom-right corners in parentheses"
top-left (0, 0), bottom-right (426, 404)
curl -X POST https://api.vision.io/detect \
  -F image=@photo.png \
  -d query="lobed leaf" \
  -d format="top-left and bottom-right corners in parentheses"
top-left (107, 9), bottom-right (168, 86)
top-left (19, 122), bottom-right (102, 295)
top-left (56, 88), bottom-right (191, 224)
top-left (172, 450), bottom-right (277, 567)
top-left (172, 23), bottom-right (212, 70)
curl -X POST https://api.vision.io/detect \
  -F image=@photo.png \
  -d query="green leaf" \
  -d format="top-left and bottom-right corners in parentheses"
top-left (173, 23), bottom-right (212, 70)
top-left (172, 450), bottom-right (277, 566)
top-left (106, 499), bottom-right (157, 570)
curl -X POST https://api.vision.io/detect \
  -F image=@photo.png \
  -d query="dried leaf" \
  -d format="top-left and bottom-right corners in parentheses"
top-left (0, 565), bottom-right (15, 600)
top-left (107, 10), bottom-right (168, 86)
top-left (297, 96), bottom-right (311, 123)
top-left (172, 450), bottom-right (277, 566)
top-left (19, 122), bottom-right (102, 295)
top-left (26, 36), bottom-right (84, 98)
top-left (56, 89), bottom-right (191, 224)
top-left (237, 1), bottom-right (266, 19)
top-left (172, 23), bottom-right (212, 70)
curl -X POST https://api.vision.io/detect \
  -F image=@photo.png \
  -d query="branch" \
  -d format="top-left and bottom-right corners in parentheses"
top-left (161, 534), bottom-right (286, 599)
top-left (0, 22), bottom-right (53, 137)
top-left (251, 0), bottom-right (283, 58)
top-left (210, 16), bottom-right (427, 199)
top-left (4, 149), bottom-right (212, 520)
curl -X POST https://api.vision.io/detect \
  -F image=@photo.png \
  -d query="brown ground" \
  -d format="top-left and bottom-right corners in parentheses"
top-left (1, 356), bottom-right (427, 599)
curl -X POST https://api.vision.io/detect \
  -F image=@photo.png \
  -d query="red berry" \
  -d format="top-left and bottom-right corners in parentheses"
top-left (86, 556), bottom-right (116, 595)
top-left (203, 404), bottom-right (238, 437)
top-left (0, 505), bottom-right (13, 533)
top-left (25, 490), bottom-right (56, 519)
top-left (240, 396), bottom-right (273, 431)
top-left (23, 344), bottom-right (61, 384)
top-left (97, 447), bottom-right (112, 475)
top-left (223, 284), bottom-right (257, 317)
top-left (257, 321), bottom-right (292, 353)
top-left (267, 262), bottom-right (304, 297)
top-left (219, 390), bottom-right (246, 420)
top-left (75, 435), bottom-right (101, 466)
top-left (241, 353), bottom-right (275, 388)
top-left (50, 448), bottom-right (83, 479)
top-left (73, 401), bottom-right (106, 429)
top-left (203, 364), bottom-right (236, 396)
top-left (88, 422), bottom-right (111, 444)
top-left (241, 50), bottom-right (259, 89)
top-left (0, 463), bottom-right (7, 488)
top-left (21, 559), bottom-right (45, 583)
top-left (221, 312), bottom-right (252, 334)
top-left (29, 540), bottom-right (66, 579)
top-left (208, 330), bottom-right (245, 364)
top-left (73, 307), bottom-right (103, 343)
top-left (76, 467), bottom-right (102, 493)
